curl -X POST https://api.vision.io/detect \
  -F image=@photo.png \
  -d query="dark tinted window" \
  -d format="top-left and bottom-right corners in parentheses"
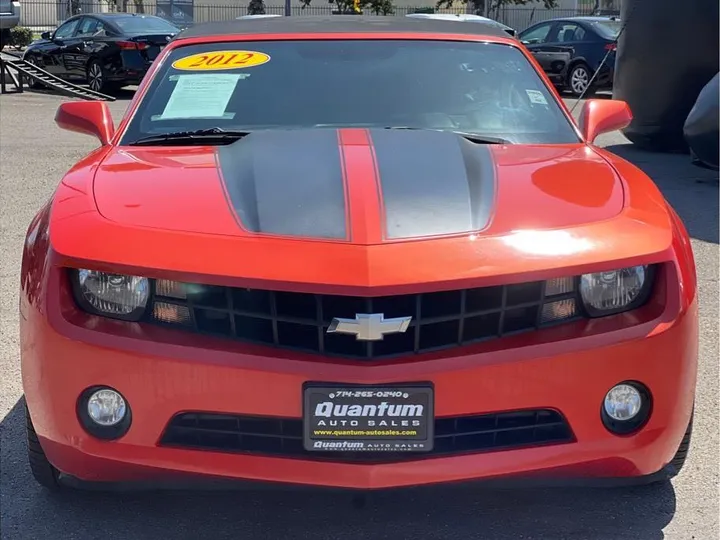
top-left (556, 23), bottom-right (586, 41)
top-left (112, 15), bottom-right (179, 34)
top-left (120, 39), bottom-right (579, 145)
top-left (76, 17), bottom-right (99, 37)
top-left (519, 22), bottom-right (553, 44)
top-left (94, 21), bottom-right (109, 36)
top-left (591, 20), bottom-right (622, 39)
top-left (54, 18), bottom-right (80, 39)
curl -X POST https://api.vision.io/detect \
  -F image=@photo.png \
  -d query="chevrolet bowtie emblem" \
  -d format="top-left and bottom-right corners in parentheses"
top-left (327, 313), bottom-right (412, 341)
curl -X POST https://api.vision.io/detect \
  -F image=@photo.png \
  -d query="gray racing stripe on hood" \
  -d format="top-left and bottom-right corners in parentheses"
top-left (368, 129), bottom-right (496, 240)
top-left (217, 129), bottom-right (347, 239)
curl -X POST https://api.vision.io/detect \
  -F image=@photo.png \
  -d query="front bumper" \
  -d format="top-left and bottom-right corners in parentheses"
top-left (22, 268), bottom-right (697, 490)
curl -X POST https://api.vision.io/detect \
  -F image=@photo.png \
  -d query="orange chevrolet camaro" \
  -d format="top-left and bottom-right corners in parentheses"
top-left (20, 16), bottom-right (698, 492)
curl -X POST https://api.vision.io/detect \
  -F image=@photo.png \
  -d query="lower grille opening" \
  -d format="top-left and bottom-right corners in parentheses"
top-left (159, 409), bottom-right (574, 463)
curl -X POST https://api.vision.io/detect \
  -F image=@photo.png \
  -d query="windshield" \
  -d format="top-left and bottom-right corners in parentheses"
top-left (113, 15), bottom-right (179, 34)
top-left (591, 20), bottom-right (622, 39)
top-left (120, 39), bottom-right (580, 145)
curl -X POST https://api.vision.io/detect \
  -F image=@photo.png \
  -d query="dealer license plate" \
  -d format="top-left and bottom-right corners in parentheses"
top-left (303, 384), bottom-right (434, 453)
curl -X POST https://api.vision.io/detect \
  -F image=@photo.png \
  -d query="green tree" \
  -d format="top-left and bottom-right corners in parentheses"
top-left (301, 0), bottom-right (394, 15)
top-left (248, 0), bottom-right (266, 14)
top-left (67, 0), bottom-right (82, 16)
top-left (590, 0), bottom-right (617, 14)
top-left (436, 0), bottom-right (558, 19)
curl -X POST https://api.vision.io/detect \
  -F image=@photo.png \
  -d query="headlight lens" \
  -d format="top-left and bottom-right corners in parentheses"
top-left (580, 265), bottom-right (651, 316)
top-left (74, 269), bottom-right (149, 320)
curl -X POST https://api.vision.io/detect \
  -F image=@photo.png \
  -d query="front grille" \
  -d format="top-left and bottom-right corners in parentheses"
top-left (148, 279), bottom-right (580, 360)
top-left (159, 409), bottom-right (574, 463)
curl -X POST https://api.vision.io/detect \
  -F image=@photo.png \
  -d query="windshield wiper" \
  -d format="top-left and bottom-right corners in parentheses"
top-left (383, 127), bottom-right (509, 145)
top-left (128, 128), bottom-right (252, 146)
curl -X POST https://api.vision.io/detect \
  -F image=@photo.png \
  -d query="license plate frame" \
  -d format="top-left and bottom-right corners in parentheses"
top-left (303, 382), bottom-right (434, 453)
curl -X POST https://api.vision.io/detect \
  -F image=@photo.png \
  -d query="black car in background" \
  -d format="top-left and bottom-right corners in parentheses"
top-left (22, 13), bottom-right (179, 93)
top-left (518, 16), bottom-right (621, 97)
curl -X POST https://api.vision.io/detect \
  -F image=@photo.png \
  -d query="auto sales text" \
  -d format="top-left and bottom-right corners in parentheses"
top-left (313, 401), bottom-right (423, 427)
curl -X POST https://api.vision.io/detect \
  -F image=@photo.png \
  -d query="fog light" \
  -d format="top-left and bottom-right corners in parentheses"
top-left (87, 389), bottom-right (126, 426)
top-left (601, 382), bottom-right (651, 435)
top-left (78, 386), bottom-right (132, 440)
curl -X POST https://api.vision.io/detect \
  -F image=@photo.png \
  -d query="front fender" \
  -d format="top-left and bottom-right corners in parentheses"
top-left (20, 203), bottom-right (52, 320)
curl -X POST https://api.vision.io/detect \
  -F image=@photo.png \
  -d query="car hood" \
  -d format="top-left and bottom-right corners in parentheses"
top-left (93, 128), bottom-right (624, 246)
top-left (24, 39), bottom-right (51, 51)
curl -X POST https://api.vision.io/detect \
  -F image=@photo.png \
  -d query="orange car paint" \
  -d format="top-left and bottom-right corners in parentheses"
top-left (19, 29), bottom-right (698, 489)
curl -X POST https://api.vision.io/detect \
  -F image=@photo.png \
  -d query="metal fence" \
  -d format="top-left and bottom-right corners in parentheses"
top-left (19, 1), bottom-right (609, 33)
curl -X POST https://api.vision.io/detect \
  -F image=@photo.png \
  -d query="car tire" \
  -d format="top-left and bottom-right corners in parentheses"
top-left (86, 59), bottom-right (110, 94)
top-left (26, 404), bottom-right (61, 491)
top-left (568, 63), bottom-right (595, 97)
top-left (0, 30), bottom-right (7, 52)
top-left (668, 413), bottom-right (693, 477)
top-left (24, 56), bottom-right (46, 89)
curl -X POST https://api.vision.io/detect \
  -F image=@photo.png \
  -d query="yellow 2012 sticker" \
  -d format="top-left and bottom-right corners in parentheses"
top-left (172, 50), bottom-right (270, 71)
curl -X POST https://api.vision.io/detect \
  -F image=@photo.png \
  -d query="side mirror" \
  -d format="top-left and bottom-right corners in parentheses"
top-left (41, 31), bottom-right (51, 40)
top-left (54, 101), bottom-right (115, 146)
top-left (578, 99), bottom-right (632, 143)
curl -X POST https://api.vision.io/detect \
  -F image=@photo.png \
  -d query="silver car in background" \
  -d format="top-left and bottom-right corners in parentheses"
top-left (235, 14), bottom-right (283, 19)
top-left (405, 13), bottom-right (517, 37)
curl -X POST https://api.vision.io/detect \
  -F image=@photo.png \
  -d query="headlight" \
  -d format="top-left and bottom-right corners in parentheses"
top-left (579, 265), bottom-right (653, 317)
top-left (72, 269), bottom-right (149, 321)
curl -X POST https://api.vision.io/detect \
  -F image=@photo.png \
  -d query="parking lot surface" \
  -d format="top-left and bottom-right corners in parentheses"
top-left (0, 90), bottom-right (718, 540)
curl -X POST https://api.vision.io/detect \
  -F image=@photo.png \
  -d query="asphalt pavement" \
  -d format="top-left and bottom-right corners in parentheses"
top-left (0, 90), bottom-right (718, 540)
